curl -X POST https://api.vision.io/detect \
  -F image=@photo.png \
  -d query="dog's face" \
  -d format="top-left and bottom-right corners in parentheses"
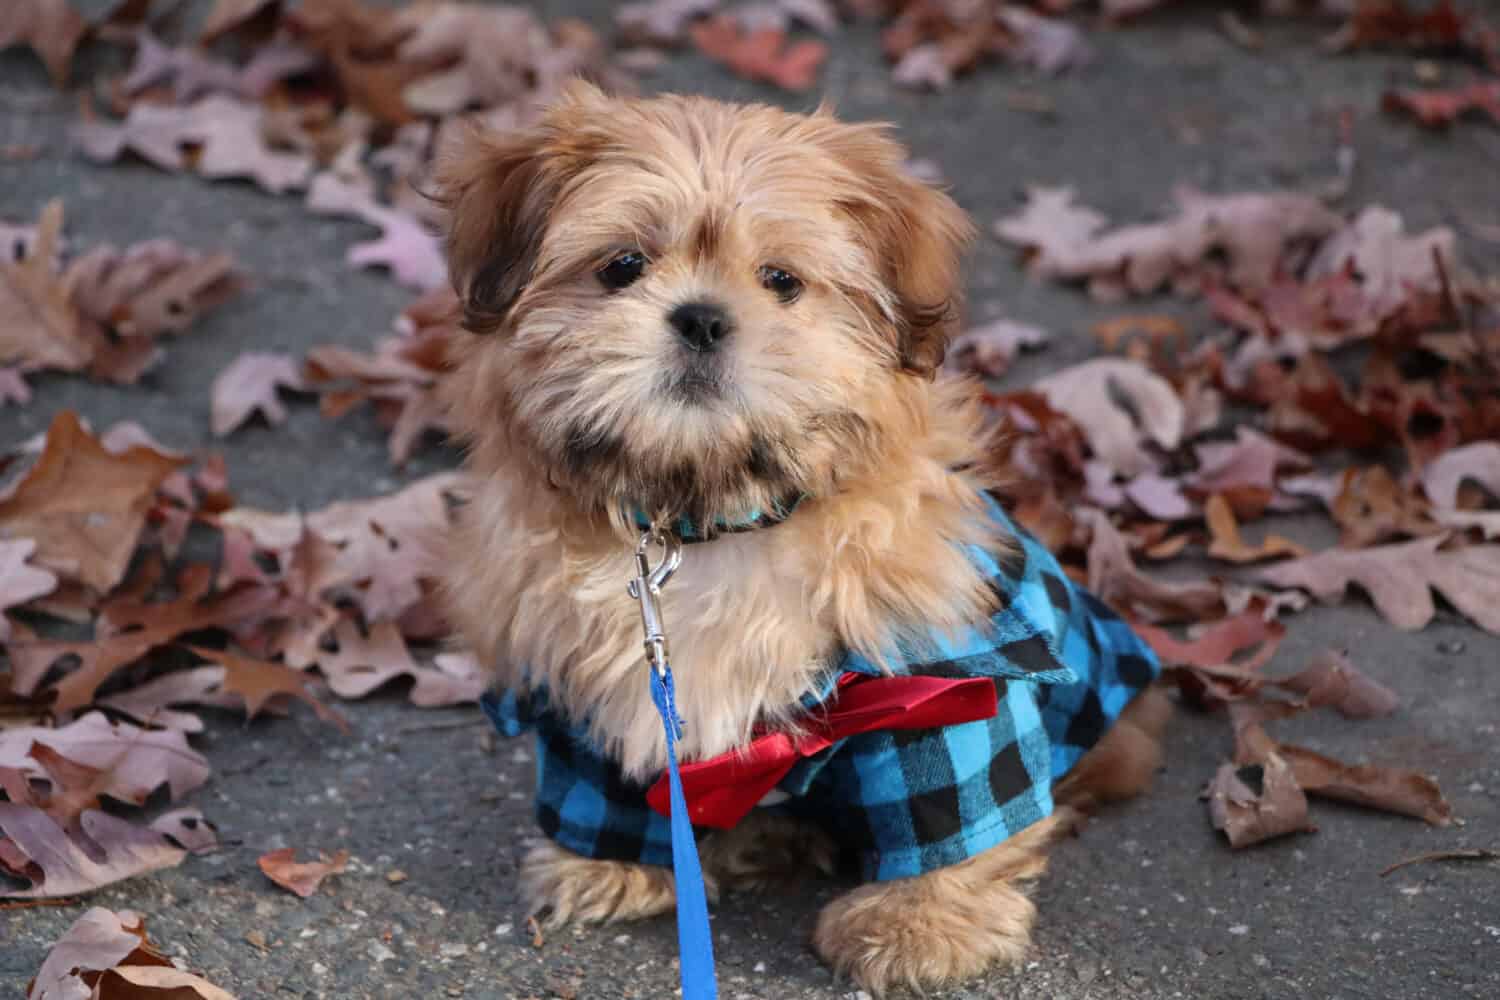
top-left (438, 83), bottom-right (973, 528)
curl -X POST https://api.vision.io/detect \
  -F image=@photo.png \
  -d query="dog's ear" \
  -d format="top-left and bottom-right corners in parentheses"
top-left (433, 123), bottom-right (560, 334)
top-left (816, 119), bottom-right (975, 378)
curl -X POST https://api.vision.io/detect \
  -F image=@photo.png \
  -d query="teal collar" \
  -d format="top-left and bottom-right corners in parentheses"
top-left (628, 494), bottom-right (806, 544)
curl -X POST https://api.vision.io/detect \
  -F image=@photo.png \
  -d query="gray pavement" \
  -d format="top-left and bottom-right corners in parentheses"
top-left (4, 4), bottom-right (1500, 998)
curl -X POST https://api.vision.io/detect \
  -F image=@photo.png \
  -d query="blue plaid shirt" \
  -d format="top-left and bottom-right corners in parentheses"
top-left (481, 496), bottom-right (1159, 881)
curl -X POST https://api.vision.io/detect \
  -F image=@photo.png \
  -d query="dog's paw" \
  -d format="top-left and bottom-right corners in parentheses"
top-left (701, 812), bottom-right (838, 892)
top-left (812, 874), bottom-right (1035, 994)
top-left (520, 841), bottom-right (703, 928)
top-left (810, 817), bottom-right (1061, 994)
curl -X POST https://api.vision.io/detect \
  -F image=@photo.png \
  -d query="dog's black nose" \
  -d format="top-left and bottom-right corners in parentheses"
top-left (669, 301), bottom-right (733, 352)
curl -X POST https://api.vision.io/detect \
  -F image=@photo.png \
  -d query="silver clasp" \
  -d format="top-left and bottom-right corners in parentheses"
top-left (627, 528), bottom-right (682, 676)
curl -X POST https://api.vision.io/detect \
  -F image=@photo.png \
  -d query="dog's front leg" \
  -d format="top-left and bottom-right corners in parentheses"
top-left (520, 841), bottom-right (706, 928)
top-left (811, 811), bottom-right (1068, 995)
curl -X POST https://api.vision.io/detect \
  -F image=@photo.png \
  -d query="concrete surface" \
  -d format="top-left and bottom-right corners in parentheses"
top-left (3, 3), bottom-right (1499, 998)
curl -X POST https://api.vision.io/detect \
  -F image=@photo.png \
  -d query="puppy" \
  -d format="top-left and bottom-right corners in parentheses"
top-left (437, 81), bottom-right (1167, 995)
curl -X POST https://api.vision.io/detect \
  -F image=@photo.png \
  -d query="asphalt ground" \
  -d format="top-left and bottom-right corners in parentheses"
top-left (3, 3), bottom-right (1499, 998)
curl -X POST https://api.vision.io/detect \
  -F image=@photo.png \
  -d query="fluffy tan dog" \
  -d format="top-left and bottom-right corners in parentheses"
top-left (436, 81), bottom-right (1166, 994)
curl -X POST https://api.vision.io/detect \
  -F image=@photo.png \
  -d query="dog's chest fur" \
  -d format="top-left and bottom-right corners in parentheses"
top-left (448, 468), bottom-right (999, 783)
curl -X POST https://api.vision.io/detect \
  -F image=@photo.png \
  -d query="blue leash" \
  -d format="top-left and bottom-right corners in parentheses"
top-left (649, 664), bottom-right (719, 1000)
top-left (629, 529), bottom-right (719, 1000)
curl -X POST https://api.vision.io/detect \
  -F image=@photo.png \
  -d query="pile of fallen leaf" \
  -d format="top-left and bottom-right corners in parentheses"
top-left (951, 177), bottom-right (1499, 847)
top-left (1, 411), bottom-right (481, 904)
top-left (27, 908), bottom-right (233, 999)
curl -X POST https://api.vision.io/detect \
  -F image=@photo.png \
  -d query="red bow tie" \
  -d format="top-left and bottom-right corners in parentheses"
top-left (645, 671), bottom-right (1000, 830)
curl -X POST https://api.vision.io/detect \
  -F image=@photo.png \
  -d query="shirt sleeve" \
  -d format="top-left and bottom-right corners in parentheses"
top-left (479, 690), bottom-right (676, 868)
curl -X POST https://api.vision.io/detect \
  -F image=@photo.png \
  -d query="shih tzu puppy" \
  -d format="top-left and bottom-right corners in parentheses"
top-left (436, 80), bottom-right (1167, 995)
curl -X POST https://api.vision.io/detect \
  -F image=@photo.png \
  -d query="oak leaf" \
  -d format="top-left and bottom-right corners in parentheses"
top-left (945, 318), bottom-right (1050, 378)
top-left (1384, 80), bottom-right (1500, 128)
top-left (26, 907), bottom-right (172, 1000)
top-left (305, 171), bottom-right (446, 291)
top-left (258, 846), bottom-right (350, 898)
top-left (0, 410), bottom-right (184, 594)
top-left (0, 0), bottom-right (88, 86)
top-left (690, 14), bottom-right (827, 91)
top-left (201, 0), bottom-right (282, 41)
top-left (996, 185), bottom-right (1341, 298)
top-left (305, 473), bottom-right (460, 624)
top-left (0, 200), bottom-right (91, 373)
top-left (1276, 650), bottom-right (1398, 720)
top-left (318, 619), bottom-right (484, 706)
top-left (211, 352), bottom-right (307, 436)
top-left (0, 712), bottom-right (210, 807)
top-left (1258, 534), bottom-right (1500, 634)
top-left (0, 538), bottom-right (58, 636)
top-left (74, 94), bottom-right (314, 194)
top-left (1421, 441), bottom-right (1500, 508)
top-left (184, 646), bottom-right (349, 731)
top-left (1036, 358), bottom-right (1183, 478)
top-left (0, 805), bottom-right (210, 898)
top-left (1081, 508), bottom-right (1224, 624)
top-left (1205, 494), bottom-right (1308, 564)
top-left (1306, 205), bottom-right (1459, 321)
top-left (617, 0), bottom-right (717, 47)
top-left (1206, 753), bottom-right (1314, 849)
top-left (1281, 744), bottom-right (1452, 825)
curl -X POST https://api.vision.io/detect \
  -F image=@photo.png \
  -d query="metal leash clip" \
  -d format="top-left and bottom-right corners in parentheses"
top-left (628, 527), bottom-right (682, 677)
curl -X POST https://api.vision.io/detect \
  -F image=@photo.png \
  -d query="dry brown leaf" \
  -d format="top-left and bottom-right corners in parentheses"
top-left (996, 185), bottom-right (1341, 298)
top-left (317, 619), bottom-right (483, 706)
top-left (1206, 752), bottom-right (1314, 849)
top-left (1422, 441), bottom-right (1500, 508)
top-left (0, 0), bottom-right (88, 86)
top-left (74, 95), bottom-right (314, 194)
top-left (1277, 649), bottom-right (1398, 720)
top-left (304, 171), bottom-right (446, 291)
top-left (1306, 205), bottom-right (1459, 322)
top-left (93, 667), bottom-right (234, 732)
top-left (99, 965), bottom-right (238, 998)
top-left (0, 712), bottom-right (210, 808)
top-left (183, 646), bottom-right (348, 731)
top-left (1258, 534), bottom-right (1500, 634)
top-left (616, 0), bottom-right (717, 47)
top-left (393, 2), bottom-right (555, 114)
top-left (1081, 508), bottom-right (1225, 624)
top-left (1188, 428), bottom-right (1312, 512)
top-left (211, 352), bottom-right (307, 436)
top-left (67, 238), bottom-right (243, 344)
top-left (0, 805), bottom-right (211, 898)
top-left (0, 200), bottom-right (91, 373)
top-left (1328, 466), bottom-right (1436, 548)
top-left (305, 473), bottom-right (460, 623)
top-left (26, 907), bottom-right (171, 1000)
top-left (0, 538), bottom-right (57, 635)
top-left (945, 318), bottom-right (1050, 378)
top-left (1281, 744), bottom-right (1452, 825)
top-left (1384, 79), bottom-right (1500, 128)
top-left (257, 846), bottom-right (350, 898)
top-left (1205, 494), bottom-right (1308, 564)
top-left (200, 0), bottom-right (282, 41)
top-left (1037, 359), bottom-right (1183, 478)
top-left (122, 28), bottom-right (317, 103)
top-left (690, 14), bottom-right (827, 91)
top-left (0, 411), bottom-right (184, 594)
top-left (303, 290), bottom-right (457, 465)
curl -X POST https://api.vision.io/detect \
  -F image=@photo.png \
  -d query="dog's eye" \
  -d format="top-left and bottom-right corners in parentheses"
top-left (598, 251), bottom-right (647, 291)
top-left (758, 266), bottom-right (803, 304)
